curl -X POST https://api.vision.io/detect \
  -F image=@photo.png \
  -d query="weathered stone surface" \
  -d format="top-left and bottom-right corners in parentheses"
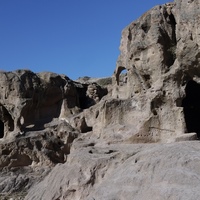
top-left (0, 166), bottom-right (50, 199)
top-left (0, 70), bottom-right (107, 198)
top-left (0, 119), bottom-right (78, 168)
top-left (25, 141), bottom-right (200, 200)
top-left (109, 0), bottom-right (200, 143)
top-left (2, 0), bottom-right (200, 199)
top-left (0, 70), bottom-right (107, 139)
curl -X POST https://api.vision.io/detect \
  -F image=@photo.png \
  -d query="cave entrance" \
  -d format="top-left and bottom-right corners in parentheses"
top-left (182, 80), bottom-right (200, 138)
top-left (115, 66), bottom-right (127, 86)
top-left (0, 120), bottom-right (4, 138)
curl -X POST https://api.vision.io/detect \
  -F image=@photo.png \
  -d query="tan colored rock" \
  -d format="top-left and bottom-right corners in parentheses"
top-left (72, 116), bottom-right (92, 133)
top-left (0, 70), bottom-right (108, 198)
top-left (103, 0), bottom-right (200, 143)
top-left (0, 70), bottom-right (107, 140)
top-left (0, 120), bottom-right (78, 168)
top-left (25, 141), bottom-right (200, 200)
top-left (3, 0), bottom-right (200, 199)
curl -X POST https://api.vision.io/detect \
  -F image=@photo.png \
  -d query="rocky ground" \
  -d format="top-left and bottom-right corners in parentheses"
top-left (24, 140), bottom-right (200, 200)
top-left (1, 0), bottom-right (200, 199)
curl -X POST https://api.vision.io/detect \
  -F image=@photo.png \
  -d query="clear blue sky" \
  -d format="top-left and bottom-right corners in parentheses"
top-left (0, 0), bottom-right (169, 80)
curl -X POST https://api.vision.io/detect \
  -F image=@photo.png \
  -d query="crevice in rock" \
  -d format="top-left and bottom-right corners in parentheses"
top-left (141, 14), bottom-right (151, 34)
top-left (142, 74), bottom-right (151, 89)
top-left (95, 110), bottom-right (99, 119)
top-left (128, 28), bottom-right (132, 41)
top-left (169, 13), bottom-right (176, 44)
top-left (151, 96), bottom-right (163, 116)
top-left (89, 149), bottom-right (117, 155)
top-left (166, 12), bottom-right (177, 67)
top-left (182, 80), bottom-right (200, 138)
top-left (161, 10), bottom-right (177, 68)
top-left (73, 116), bottom-right (93, 133)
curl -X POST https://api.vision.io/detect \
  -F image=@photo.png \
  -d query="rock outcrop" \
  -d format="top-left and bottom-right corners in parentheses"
top-left (111, 0), bottom-right (200, 142)
top-left (0, 70), bottom-right (107, 139)
top-left (2, 0), bottom-right (200, 199)
top-left (0, 70), bottom-right (108, 199)
top-left (25, 141), bottom-right (200, 200)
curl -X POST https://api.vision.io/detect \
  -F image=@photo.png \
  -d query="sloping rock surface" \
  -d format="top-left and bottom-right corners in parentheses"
top-left (25, 141), bottom-right (200, 200)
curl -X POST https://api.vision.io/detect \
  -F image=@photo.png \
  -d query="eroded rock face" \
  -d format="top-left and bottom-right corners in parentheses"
top-left (2, 1), bottom-right (200, 199)
top-left (0, 70), bottom-right (107, 139)
top-left (0, 70), bottom-right (108, 198)
top-left (25, 141), bottom-right (200, 200)
top-left (110, 0), bottom-right (200, 142)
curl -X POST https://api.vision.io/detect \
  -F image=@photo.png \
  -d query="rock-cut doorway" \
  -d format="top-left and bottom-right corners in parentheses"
top-left (182, 80), bottom-right (200, 138)
top-left (0, 120), bottom-right (4, 138)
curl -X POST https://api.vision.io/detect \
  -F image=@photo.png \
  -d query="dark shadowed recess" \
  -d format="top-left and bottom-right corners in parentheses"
top-left (182, 80), bottom-right (200, 138)
top-left (0, 120), bottom-right (4, 138)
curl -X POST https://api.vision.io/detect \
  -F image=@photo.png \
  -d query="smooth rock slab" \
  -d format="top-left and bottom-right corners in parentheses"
top-left (25, 141), bottom-right (200, 200)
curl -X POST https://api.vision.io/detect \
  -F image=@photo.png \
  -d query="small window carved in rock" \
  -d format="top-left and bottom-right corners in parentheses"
top-left (115, 66), bottom-right (127, 86)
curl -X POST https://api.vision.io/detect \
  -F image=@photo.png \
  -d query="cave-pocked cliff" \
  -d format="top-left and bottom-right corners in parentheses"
top-left (2, 0), bottom-right (200, 199)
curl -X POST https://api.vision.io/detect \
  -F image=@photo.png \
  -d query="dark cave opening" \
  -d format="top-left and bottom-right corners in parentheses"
top-left (182, 80), bottom-right (200, 138)
top-left (0, 120), bottom-right (4, 138)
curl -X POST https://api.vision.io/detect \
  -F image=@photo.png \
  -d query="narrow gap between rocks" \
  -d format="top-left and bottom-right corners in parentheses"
top-left (166, 13), bottom-right (177, 67)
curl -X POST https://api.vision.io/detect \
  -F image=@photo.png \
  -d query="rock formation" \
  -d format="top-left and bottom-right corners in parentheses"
top-left (0, 70), bottom-right (107, 139)
top-left (25, 141), bottom-right (200, 200)
top-left (1, 0), bottom-right (200, 199)
top-left (112, 0), bottom-right (200, 142)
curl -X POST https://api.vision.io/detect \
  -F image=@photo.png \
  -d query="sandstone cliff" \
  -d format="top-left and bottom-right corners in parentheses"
top-left (112, 0), bottom-right (200, 143)
top-left (1, 0), bottom-right (200, 199)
